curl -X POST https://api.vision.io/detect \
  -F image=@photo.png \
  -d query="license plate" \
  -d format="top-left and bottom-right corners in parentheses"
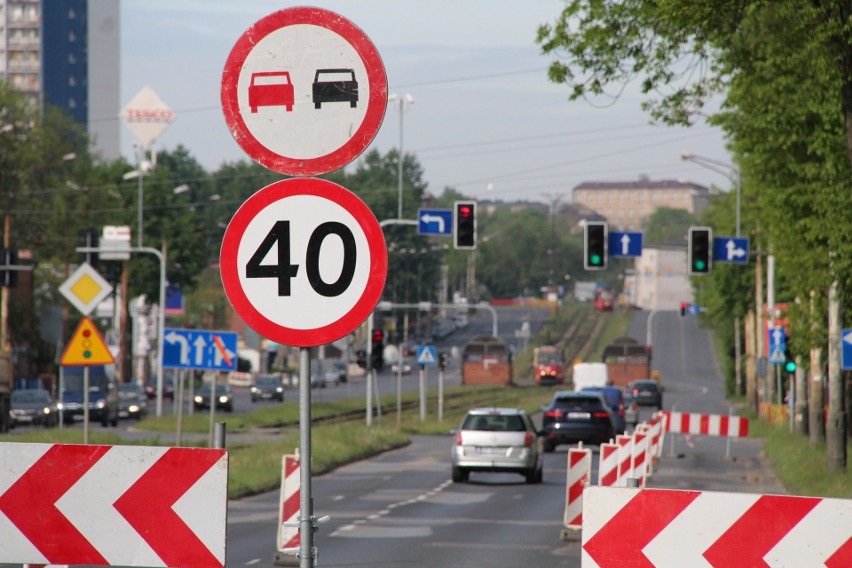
top-left (567, 412), bottom-right (591, 419)
top-left (476, 446), bottom-right (507, 455)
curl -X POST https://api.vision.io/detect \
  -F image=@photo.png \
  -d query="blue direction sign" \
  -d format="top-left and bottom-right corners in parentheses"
top-left (608, 231), bottom-right (643, 257)
top-left (842, 330), bottom-right (852, 370)
top-left (713, 236), bottom-right (750, 264)
top-left (163, 328), bottom-right (238, 371)
top-left (768, 326), bottom-right (786, 364)
top-left (416, 345), bottom-right (437, 366)
top-left (417, 209), bottom-right (453, 236)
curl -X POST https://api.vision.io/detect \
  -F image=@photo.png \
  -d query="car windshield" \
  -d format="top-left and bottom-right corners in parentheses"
top-left (256, 377), bottom-right (280, 386)
top-left (462, 413), bottom-right (526, 432)
top-left (634, 383), bottom-right (658, 392)
top-left (200, 383), bottom-right (231, 394)
top-left (12, 390), bottom-right (49, 403)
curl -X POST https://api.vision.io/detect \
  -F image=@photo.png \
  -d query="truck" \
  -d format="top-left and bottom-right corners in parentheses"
top-left (532, 345), bottom-right (565, 385)
top-left (571, 362), bottom-right (609, 390)
top-left (461, 335), bottom-right (513, 385)
top-left (0, 351), bottom-right (11, 432)
top-left (601, 336), bottom-right (653, 387)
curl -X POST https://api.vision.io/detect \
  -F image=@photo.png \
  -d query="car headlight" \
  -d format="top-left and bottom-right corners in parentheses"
top-left (250, 387), bottom-right (258, 393)
top-left (194, 395), bottom-right (203, 403)
top-left (276, 387), bottom-right (283, 393)
top-left (56, 402), bottom-right (64, 410)
top-left (43, 407), bottom-right (52, 415)
top-left (96, 399), bottom-right (106, 409)
top-left (219, 395), bottom-right (229, 403)
top-left (129, 404), bottom-right (140, 413)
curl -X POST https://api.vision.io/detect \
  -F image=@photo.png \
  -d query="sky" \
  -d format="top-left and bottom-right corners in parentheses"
top-left (119, 0), bottom-right (733, 204)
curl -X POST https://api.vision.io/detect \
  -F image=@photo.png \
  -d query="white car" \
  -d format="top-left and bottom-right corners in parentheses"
top-left (450, 407), bottom-right (543, 484)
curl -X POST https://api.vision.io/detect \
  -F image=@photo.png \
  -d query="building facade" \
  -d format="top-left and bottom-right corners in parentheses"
top-left (572, 179), bottom-right (710, 231)
top-left (630, 247), bottom-right (693, 311)
top-left (1, 0), bottom-right (120, 160)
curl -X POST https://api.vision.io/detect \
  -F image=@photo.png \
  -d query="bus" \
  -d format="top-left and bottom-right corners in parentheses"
top-left (461, 336), bottom-right (513, 385)
top-left (532, 345), bottom-right (565, 385)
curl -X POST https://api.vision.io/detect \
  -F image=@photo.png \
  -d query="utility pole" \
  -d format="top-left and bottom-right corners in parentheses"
top-left (827, 280), bottom-right (847, 470)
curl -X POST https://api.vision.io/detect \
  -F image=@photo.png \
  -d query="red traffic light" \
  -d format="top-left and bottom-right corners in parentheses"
top-left (372, 330), bottom-right (384, 342)
top-left (458, 206), bottom-right (472, 218)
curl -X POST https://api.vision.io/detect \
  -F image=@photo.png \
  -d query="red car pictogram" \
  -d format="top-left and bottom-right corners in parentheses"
top-left (248, 71), bottom-right (295, 113)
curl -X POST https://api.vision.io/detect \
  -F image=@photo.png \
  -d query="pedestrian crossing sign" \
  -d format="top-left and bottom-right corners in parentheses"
top-left (416, 345), bottom-right (437, 366)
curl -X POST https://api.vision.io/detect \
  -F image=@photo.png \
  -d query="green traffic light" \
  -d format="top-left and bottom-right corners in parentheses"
top-left (694, 260), bottom-right (706, 271)
top-left (784, 360), bottom-right (797, 373)
top-left (590, 254), bottom-right (602, 265)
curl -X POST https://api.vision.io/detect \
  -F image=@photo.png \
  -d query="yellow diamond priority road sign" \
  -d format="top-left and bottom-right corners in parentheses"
top-left (59, 262), bottom-right (113, 316)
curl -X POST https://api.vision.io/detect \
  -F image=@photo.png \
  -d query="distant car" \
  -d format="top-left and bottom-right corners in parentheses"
top-left (450, 407), bottom-right (543, 484)
top-left (194, 383), bottom-right (234, 412)
top-left (10, 389), bottom-right (58, 428)
top-left (312, 68), bottom-right (358, 108)
top-left (629, 380), bottom-right (663, 410)
top-left (251, 374), bottom-right (285, 402)
top-left (391, 360), bottom-right (412, 374)
top-left (540, 391), bottom-right (616, 451)
top-left (249, 70), bottom-right (295, 112)
top-left (145, 377), bottom-right (174, 400)
top-left (581, 385), bottom-right (627, 434)
top-left (623, 392), bottom-right (640, 427)
top-left (117, 383), bottom-right (148, 420)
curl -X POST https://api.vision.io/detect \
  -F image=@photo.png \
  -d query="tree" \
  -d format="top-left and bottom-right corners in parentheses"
top-left (642, 207), bottom-right (698, 246)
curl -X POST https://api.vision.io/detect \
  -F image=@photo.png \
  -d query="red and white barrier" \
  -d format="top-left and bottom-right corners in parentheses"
top-left (564, 446), bottom-right (592, 529)
top-left (615, 434), bottom-right (634, 485)
top-left (663, 411), bottom-right (749, 438)
top-left (631, 432), bottom-right (649, 487)
top-left (582, 487), bottom-right (852, 567)
top-left (277, 454), bottom-right (300, 554)
top-left (598, 443), bottom-right (620, 487)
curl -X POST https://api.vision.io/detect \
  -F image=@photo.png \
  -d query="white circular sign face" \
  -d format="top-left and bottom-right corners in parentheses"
top-left (221, 7), bottom-right (387, 176)
top-left (220, 178), bottom-right (387, 347)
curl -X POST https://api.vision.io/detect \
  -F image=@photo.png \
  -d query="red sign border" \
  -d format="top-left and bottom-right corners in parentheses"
top-left (219, 178), bottom-right (387, 347)
top-left (221, 7), bottom-right (388, 176)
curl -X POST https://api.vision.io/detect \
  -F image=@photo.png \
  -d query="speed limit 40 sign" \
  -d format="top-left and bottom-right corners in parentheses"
top-left (220, 178), bottom-right (387, 347)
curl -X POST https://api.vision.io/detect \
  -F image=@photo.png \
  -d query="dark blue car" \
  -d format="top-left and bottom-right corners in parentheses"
top-left (581, 386), bottom-right (626, 434)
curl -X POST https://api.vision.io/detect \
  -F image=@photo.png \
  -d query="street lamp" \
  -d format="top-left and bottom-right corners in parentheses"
top-left (123, 144), bottom-right (153, 247)
top-left (387, 93), bottom-right (414, 220)
top-left (681, 152), bottom-right (741, 236)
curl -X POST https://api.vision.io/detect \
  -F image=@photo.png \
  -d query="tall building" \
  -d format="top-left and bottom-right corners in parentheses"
top-left (1, 0), bottom-right (120, 160)
top-left (572, 179), bottom-right (710, 231)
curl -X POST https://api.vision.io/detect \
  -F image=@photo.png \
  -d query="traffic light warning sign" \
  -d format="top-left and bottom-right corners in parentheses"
top-left (60, 317), bottom-right (115, 366)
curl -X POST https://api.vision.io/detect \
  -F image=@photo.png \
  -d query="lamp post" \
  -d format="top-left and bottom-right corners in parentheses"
top-left (123, 144), bottom-right (152, 247)
top-left (681, 152), bottom-right (741, 236)
top-left (387, 93), bottom-right (414, 220)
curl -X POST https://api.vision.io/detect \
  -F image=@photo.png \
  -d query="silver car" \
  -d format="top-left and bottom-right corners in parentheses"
top-left (451, 407), bottom-right (543, 484)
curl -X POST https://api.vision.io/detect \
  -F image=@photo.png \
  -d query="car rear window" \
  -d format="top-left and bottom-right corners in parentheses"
top-left (635, 383), bottom-right (659, 392)
top-left (552, 397), bottom-right (604, 411)
top-left (463, 414), bottom-right (526, 432)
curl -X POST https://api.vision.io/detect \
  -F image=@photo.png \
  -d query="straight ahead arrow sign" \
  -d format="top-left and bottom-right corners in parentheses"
top-left (0, 443), bottom-right (228, 568)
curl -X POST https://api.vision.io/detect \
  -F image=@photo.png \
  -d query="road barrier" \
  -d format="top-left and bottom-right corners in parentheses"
top-left (598, 443), bottom-right (620, 487)
top-left (564, 445), bottom-right (592, 530)
top-left (663, 411), bottom-right (749, 438)
top-left (275, 453), bottom-right (300, 564)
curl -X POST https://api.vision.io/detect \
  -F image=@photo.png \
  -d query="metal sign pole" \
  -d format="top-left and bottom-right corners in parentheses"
top-left (83, 366), bottom-right (90, 444)
top-left (299, 347), bottom-right (314, 568)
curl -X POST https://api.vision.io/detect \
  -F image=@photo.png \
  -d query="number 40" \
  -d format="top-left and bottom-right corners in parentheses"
top-left (246, 220), bottom-right (356, 297)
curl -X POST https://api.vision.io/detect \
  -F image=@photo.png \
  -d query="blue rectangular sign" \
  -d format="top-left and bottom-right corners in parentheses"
top-left (608, 231), bottom-right (643, 257)
top-left (417, 209), bottom-right (453, 236)
top-left (416, 345), bottom-right (437, 366)
top-left (713, 236), bottom-right (750, 264)
top-left (768, 326), bottom-right (786, 364)
top-left (163, 328), bottom-right (238, 371)
top-left (843, 330), bottom-right (852, 370)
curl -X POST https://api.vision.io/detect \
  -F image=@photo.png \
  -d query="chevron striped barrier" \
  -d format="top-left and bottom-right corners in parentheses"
top-left (582, 487), bottom-right (852, 567)
top-left (564, 446), bottom-right (592, 530)
top-left (663, 411), bottom-right (749, 438)
top-left (615, 434), bottom-right (634, 485)
top-left (632, 432), bottom-right (649, 487)
top-left (598, 443), bottom-right (620, 487)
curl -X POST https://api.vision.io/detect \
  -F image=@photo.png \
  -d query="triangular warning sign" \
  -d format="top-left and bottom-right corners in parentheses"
top-left (769, 347), bottom-right (785, 364)
top-left (61, 316), bottom-right (115, 366)
top-left (417, 347), bottom-right (436, 365)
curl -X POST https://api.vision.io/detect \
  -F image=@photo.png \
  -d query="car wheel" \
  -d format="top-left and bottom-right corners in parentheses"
top-left (451, 466), bottom-right (468, 483)
top-left (525, 465), bottom-right (542, 484)
top-left (542, 440), bottom-right (555, 453)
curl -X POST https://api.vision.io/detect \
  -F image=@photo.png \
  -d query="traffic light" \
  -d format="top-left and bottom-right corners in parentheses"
top-left (454, 201), bottom-right (477, 249)
top-left (679, 302), bottom-right (687, 317)
top-left (439, 352), bottom-right (450, 368)
top-left (0, 249), bottom-right (17, 288)
top-left (583, 221), bottom-right (607, 270)
top-left (355, 350), bottom-right (367, 369)
top-left (81, 228), bottom-right (99, 270)
top-left (688, 226), bottom-right (712, 275)
top-left (370, 330), bottom-right (384, 370)
top-left (784, 350), bottom-right (797, 374)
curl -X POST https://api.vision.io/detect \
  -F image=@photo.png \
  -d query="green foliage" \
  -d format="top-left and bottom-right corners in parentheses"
top-left (642, 207), bottom-right (698, 246)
